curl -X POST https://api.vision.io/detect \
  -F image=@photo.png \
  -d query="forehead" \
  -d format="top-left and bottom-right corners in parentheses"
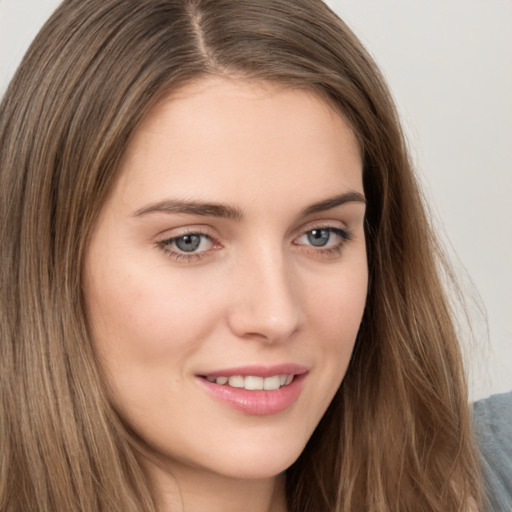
top-left (126, 76), bottom-right (359, 155)
top-left (114, 76), bottom-right (363, 211)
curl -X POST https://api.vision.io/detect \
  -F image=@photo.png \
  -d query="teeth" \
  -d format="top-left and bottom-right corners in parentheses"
top-left (263, 375), bottom-right (281, 390)
top-left (245, 376), bottom-right (263, 390)
top-left (228, 375), bottom-right (244, 388)
top-left (206, 374), bottom-right (295, 390)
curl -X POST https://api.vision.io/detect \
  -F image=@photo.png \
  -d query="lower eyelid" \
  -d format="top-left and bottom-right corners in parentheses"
top-left (157, 242), bottom-right (212, 263)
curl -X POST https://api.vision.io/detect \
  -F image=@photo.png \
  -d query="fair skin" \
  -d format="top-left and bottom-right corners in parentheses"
top-left (84, 77), bottom-right (368, 512)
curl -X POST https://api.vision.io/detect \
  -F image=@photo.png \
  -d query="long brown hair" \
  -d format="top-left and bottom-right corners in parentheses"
top-left (0, 0), bottom-right (483, 510)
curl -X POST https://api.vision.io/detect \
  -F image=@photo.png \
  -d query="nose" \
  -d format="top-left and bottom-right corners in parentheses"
top-left (226, 249), bottom-right (304, 344)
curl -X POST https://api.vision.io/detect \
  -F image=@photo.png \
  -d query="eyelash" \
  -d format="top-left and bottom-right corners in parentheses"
top-left (294, 226), bottom-right (353, 259)
top-left (157, 225), bottom-right (353, 263)
top-left (157, 230), bottom-right (217, 262)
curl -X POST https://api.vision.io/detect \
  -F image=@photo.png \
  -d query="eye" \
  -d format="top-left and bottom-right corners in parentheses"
top-left (305, 228), bottom-right (334, 247)
top-left (297, 227), bottom-right (350, 248)
top-left (157, 231), bottom-right (217, 261)
top-left (173, 233), bottom-right (211, 253)
top-left (293, 226), bottom-right (353, 259)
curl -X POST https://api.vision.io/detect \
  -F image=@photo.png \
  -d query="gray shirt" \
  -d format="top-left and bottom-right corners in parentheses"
top-left (473, 391), bottom-right (512, 511)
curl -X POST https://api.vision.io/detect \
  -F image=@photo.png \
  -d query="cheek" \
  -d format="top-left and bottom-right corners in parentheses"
top-left (84, 266), bottom-right (226, 433)
top-left (305, 260), bottom-right (368, 387)
top-left (85, 253), bottom-right (223, 374)
top-left (291, 263), bottom-right (367, 436)
top-left (309, 263), bottom-right (368, 340)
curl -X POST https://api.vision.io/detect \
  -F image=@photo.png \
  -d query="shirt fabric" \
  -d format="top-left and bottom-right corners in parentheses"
top-left (473, 391), bottom-right (512, 511)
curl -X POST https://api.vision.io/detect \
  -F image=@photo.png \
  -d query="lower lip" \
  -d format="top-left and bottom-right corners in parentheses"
top-left (196, 373), bottom-right (307, 416)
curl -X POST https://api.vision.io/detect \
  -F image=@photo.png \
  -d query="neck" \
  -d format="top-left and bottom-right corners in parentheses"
top-left (145, 456), bottom-right (288, 512)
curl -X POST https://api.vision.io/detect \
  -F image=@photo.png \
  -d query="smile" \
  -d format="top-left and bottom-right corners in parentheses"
top-left (204, 374), bottom-right (295, 390)
top-left (197, 364), bottom-right (308, 415)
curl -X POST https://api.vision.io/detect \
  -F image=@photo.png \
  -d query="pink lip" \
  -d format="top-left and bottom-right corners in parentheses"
top-left (199, 363), bottom-right (308, 378)
top-left (196, 364), bottom-right (308, 416)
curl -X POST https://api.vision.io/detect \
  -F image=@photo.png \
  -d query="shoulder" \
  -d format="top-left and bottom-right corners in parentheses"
top-left (472, 391), bottom-right (512, 512)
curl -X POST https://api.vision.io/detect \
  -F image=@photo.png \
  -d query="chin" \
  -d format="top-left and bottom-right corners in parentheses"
top-left (206, 434), bottom-right (309, 481)
top-left (150, 430), bottom-right (309, 483)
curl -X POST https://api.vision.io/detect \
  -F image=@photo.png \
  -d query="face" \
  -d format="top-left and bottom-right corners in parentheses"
top-left (85, 77), bottom-right (367, 484)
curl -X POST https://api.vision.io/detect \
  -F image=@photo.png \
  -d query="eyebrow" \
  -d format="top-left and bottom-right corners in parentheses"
top-left (299, 191), bottom-right (366, 217)
top-left (132, 191), bottom-right (366, 220)
top-left (132, 200), bottom-right (243, 220)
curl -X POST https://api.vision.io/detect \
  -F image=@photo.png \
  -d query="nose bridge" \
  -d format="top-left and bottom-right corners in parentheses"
top-left (227, 244), bottom-right (303, 342)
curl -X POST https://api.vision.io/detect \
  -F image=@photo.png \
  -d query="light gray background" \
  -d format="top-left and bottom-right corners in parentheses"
top-left (1, 0), bottom-right (511, 400)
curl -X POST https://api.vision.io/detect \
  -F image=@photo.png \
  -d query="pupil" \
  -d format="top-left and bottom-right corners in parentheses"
top-left (307, 229), bottom-right (329, 247)
top-left (176, 234), bottom-right (201, 252)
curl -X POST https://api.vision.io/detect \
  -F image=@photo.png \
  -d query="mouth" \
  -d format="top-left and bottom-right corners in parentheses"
top-left (201, 374), bottom-right (295, 391)
top-left (196, 365), bottom-right (308, 415)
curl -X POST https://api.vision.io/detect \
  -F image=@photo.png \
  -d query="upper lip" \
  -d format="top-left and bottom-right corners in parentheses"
top-left (198, 363), bottom-right (309, 378)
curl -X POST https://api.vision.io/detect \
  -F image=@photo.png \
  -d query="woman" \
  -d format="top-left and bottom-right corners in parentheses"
top-left (0, 0), bottom-right (484, 510)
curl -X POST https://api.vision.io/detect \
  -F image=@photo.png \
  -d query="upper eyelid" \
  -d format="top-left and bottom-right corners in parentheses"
top-left (296, 214), bottom-right (350, 227)
top-left (155, 220), bottom-right (352, 244)
top-left (292, 219), bottom-right (348, 238)
top-left (156, 222), bottom-right (348, 241)
top-left (156, 225), bottom-right (218, 241)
